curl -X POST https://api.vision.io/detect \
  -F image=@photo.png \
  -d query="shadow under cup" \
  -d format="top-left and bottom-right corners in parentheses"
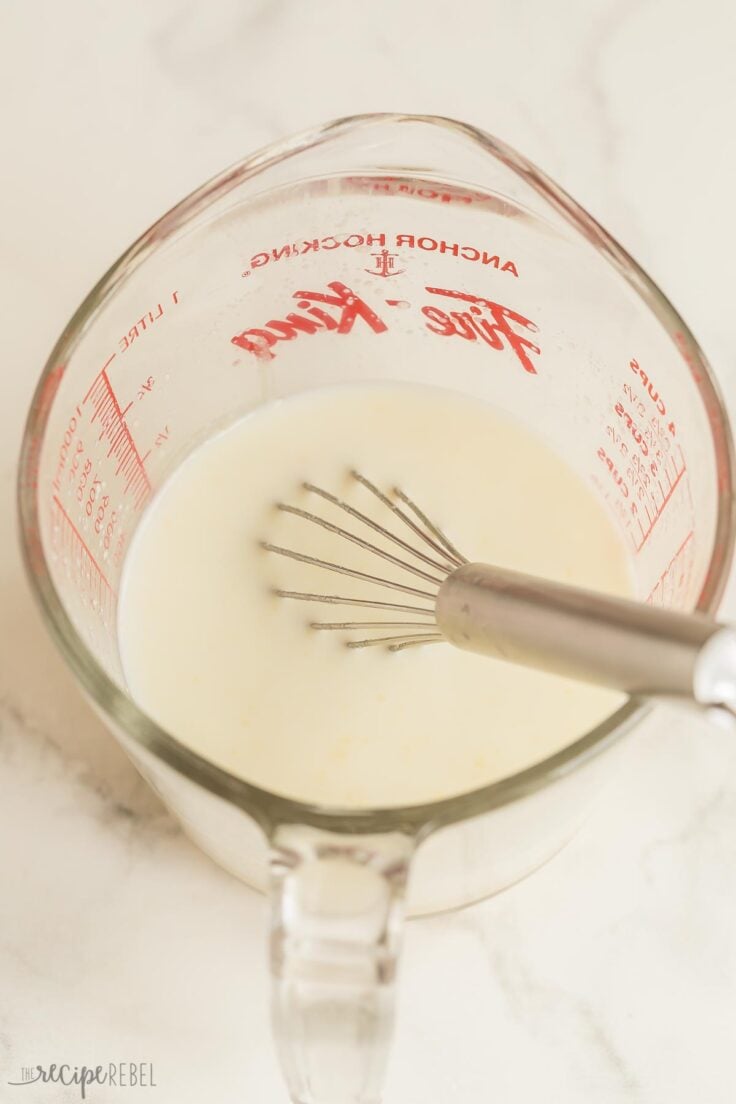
top-left (18, 115), bottom-right (735, 1104)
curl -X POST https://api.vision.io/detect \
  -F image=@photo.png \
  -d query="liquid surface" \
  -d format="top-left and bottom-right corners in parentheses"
top-left (119, 384), bottom-right (632, 808)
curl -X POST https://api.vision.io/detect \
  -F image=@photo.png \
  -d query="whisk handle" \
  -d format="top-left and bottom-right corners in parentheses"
top-left (436, 562), bottom-right (736, 714)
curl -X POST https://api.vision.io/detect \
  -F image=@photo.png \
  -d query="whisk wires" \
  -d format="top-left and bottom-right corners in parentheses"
top-left (263, 471), bottom-right (467, 650)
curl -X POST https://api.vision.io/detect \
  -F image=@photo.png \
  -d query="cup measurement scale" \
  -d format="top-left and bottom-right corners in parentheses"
top-left (46, 290), bottom-right (180, 643)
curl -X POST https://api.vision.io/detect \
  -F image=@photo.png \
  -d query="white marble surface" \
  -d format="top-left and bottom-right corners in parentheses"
top-left (2, 1), bottom-right (736, 1101)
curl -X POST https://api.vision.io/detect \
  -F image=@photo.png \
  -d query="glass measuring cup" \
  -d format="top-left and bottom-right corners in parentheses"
top-left (17, 114), bottom-right (735, 1104)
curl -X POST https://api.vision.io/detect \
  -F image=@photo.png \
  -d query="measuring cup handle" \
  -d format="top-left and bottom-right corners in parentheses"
top-left (269, 825), bottom-right (414, 1104)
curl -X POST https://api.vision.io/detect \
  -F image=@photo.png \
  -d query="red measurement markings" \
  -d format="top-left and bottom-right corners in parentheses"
top-left (84, 359), bottom-right (151, 509)
top-left (51, 495), bottom-right (117, 628)
top-left (647, 530), bottom-right (694, 607)
top-left (631, 444), bottom-right (687, 552)
top-left (601, 357), bottom-right (690, 554)
top-left (118, 289), bottom-right (179, 353)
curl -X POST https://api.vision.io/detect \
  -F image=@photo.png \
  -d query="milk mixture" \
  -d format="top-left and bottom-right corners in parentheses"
top-left (119, 384), bottom-right (632, 807)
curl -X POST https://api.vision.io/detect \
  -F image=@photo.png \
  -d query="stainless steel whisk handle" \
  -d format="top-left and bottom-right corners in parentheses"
top-left (436, 563), bottom-right (736, 718)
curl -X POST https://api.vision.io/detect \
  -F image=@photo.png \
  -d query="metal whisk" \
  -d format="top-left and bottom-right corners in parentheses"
top-left (263, 471), bottom-right (466, 651)
top-left (264, 471), bottom-right (736, 721)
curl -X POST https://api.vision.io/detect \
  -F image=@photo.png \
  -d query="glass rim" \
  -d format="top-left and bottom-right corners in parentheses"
top-left (17, 112), bottom-right (736, 837)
